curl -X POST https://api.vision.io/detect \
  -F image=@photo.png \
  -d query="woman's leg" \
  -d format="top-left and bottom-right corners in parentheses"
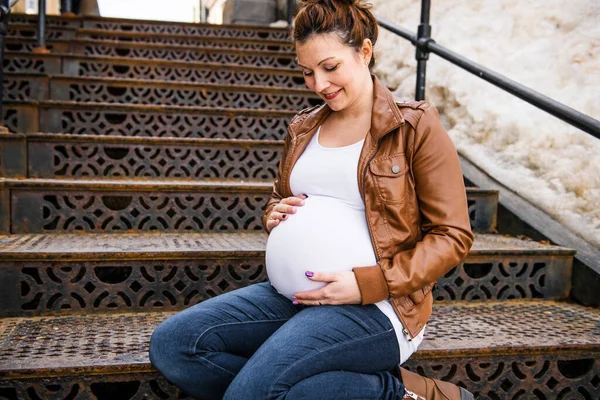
top-left (149, 282), bottom-right (300, 400)
top-left (223, 304), bottom-right (404, 400)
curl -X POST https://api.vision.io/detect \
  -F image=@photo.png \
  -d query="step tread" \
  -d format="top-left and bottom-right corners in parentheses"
top-left (5, 99), bottom-right (298, 116)
top-left (4, 51), bottom-right (305, 76)
top-left (6, 37), bottom-right (297, 56)
top-left (0, 300), bottom-right (597, 378)
top-left (3, 72), bottom-right (315, 95)
top-left (1, 177), bottom-right (498, 191)
top-left (0, 232), bottom-right (574, 261)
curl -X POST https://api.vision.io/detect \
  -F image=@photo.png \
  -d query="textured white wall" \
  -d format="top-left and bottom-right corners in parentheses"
top-left (372, 0), bottom-right (600, 247)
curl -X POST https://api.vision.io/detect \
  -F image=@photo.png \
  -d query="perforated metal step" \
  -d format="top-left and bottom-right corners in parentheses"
top-left (4, 52), bottom-right (307, 87)
top-left (0, 179), bottom-right (498, 234)
top-left (3, 73), bottom-right (319, 109)
top-left (0, 232), bottom-right (574, 317)
top-left (0, 301), bottom-right (597, 399)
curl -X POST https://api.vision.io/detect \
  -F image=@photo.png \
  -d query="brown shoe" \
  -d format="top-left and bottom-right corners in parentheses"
top-left (398, 367), bottom-right (475, 400)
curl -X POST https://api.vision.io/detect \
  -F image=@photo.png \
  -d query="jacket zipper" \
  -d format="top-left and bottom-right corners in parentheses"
top-left (361, 133), bottom-right (415, 341)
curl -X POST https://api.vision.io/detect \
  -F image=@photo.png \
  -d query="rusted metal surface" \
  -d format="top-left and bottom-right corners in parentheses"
top-left (3, 73), bottom-right (319, 109)
top-left (404, 354), bottom-right (599, 400)
top-left (1, 102), bottom-right (39, 134)
top-left (7, 24), bottom-right (76, 40)
top-left (4, 52), bottom-right (307, 87)
top-left (9, 13), bottom-right (291, 40)
top-left (25, 135), bottom-right (283, 181)
top-left (7, 14), bottom-right (79, 28)
top-left (3, 100), bottom-right (294, 138)
top-left (2, 74), bottom-right (49, 101)
top-left (6, 38), bottom-right (298, 68)
top-left (80, 19), bottom-right (291, 40)
top-left (8, 185), bottom-right (269, 234)
top-left (2, 52), bottom-right (62, 75)
top-left (0, 232), bottom-right (574, 315)
top-left (0, 374), bottom-right (190, 399)
top-left (2, 178), bottom-right (499, 234)
top-left (77, 29), bottom-right (294, 51)
top-left (0, 302), bottom-right (597, 398)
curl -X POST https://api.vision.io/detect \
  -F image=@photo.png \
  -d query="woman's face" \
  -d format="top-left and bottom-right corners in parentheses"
top-left (296, 32), bottom-right (372, 112)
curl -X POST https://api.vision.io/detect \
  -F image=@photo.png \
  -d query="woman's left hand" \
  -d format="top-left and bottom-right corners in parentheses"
top-left (293, 271), bottom-right (362, 306)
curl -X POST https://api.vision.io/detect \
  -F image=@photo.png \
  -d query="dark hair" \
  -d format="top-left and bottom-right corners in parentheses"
top-left (292, 0), bottom-right (379, 68)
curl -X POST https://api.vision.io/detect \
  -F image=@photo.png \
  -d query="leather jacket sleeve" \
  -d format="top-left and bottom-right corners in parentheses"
top-left (353, 105), bottom-right (474, 302)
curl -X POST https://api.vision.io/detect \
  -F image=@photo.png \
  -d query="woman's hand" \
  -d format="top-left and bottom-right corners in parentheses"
top-left (266, 194), bottom-right (307, 232)
top-left (292, 271), bottom-right (362, 306)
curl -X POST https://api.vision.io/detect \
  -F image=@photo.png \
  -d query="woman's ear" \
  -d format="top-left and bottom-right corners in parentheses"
top-left (361, 38), bottom-right (373, 64)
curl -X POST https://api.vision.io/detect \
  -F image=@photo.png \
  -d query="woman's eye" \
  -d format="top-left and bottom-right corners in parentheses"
top-left (325, 65), bottom-right (339, 72)
top-left (302, 71), bottom-right (314, 77)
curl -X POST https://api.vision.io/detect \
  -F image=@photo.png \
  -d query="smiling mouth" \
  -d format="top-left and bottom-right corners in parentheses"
top-left (323, 89), bottom-right (342, 100)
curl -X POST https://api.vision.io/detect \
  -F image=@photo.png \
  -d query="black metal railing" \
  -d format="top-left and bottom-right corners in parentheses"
top-left (0, 0), bottom-right (10, 132)
top-left (376, 2), bottom-right (600, 140)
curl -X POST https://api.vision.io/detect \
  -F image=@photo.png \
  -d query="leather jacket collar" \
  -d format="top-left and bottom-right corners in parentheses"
top-left (288, 75), bottom-right (405, 142)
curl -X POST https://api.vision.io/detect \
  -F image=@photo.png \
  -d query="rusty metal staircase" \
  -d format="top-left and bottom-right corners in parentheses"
top-left (0, 14), bottom-right (598, 400)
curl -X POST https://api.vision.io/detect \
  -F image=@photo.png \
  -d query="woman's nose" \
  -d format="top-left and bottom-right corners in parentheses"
top-left (313, 73), bottom-right (329, 93)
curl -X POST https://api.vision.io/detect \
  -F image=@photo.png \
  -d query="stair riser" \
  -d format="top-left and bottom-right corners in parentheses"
top-left (7, 26), bottom-right (75, 40)
top-left (3, 75), bottom-right (319, 110)
top-left (0, 253), bottom-right (572, 317)
top-left (0, 351), bottom-right (595, 399)
top-left (0, 187), bottom-right (496, 234)
top-left (4, 53), bottom-right (307, 87)
top-left (8, 15), bottom-right (291, 40)
top-left (3, 137), bottom-right (283, 182)
top-left (4, 103), bottom-right (293, 140)
top-left (79, 33), bottom-right (294, 51)
top-left (7, 27), bottom-right (293, 50)
top-left (6, 40), bottom-right (297, 68)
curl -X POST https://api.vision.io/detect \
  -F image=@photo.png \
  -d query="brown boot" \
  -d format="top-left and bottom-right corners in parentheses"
top-left (398, 367), bottom-right (475, 400)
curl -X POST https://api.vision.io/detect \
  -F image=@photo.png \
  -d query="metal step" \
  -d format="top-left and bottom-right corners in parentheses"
top-left (0, 231), bottom-right (573, 317)
top-left (9, 13), bottom-right (292, 40)
top-left (3, 73), bottom-right (319, 109)
top-left (1, 133), bottom-right (284, 181)
top-left (0, 178), bottom-right (498, 234)
top-left (0, 300), bottom-right (595, 399)
top-left (6, 24), bottom-right (294, 50)
top-left (3, 100), bottom-right (295, 139)
top-left (5, 38), bottom-right (297, 67)
top-left (6, 23), bottom-right (77, 40)
top-left (3, 51), bottom-right (307, 87)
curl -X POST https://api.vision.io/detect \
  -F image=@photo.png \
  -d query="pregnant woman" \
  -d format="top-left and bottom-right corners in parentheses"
top-left (150, 1), bottom-right (474, 399)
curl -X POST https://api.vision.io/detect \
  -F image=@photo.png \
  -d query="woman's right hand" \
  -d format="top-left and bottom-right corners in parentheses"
top-left (266, 194), bottom-right (307, 232)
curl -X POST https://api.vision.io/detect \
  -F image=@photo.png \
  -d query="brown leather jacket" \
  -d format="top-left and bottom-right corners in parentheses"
top-left (262, 76), bottom-right (474, 339)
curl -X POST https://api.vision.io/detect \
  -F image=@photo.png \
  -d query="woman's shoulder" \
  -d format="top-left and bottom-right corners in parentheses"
top-left (392, 99), bottom-right (441, 131)
top-left (288, 103), bottom-right (326, 130)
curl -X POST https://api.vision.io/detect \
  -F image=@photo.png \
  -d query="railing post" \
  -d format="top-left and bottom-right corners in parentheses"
top-left (415, 0), bottom-right (432, 101)
top-left (61, 0), bottom-right (76, 17)
top-left (33, 0), bottom-right (50, 53)
top-left (0, 0), bottom-right (9, 133)
top-left (287, 0), bottom-right (294, 27)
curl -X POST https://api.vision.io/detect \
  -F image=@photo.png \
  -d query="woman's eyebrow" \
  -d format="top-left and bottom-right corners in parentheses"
top-left (296, 57), bottom-right (337, 69)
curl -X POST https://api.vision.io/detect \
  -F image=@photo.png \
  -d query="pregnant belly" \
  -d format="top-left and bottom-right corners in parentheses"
top-left (265, 196), bottom-right (377, 299)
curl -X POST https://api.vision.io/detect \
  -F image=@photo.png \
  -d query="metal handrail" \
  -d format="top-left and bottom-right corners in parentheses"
top-left (376, 16), bottom-right (600, 140)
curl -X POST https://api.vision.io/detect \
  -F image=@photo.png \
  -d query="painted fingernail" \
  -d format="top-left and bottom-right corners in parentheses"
top-left (292, 301), bottom-right (299, 305)
top-left (302, 193), bottom-right (309, 198)
top-left (305, 271), bottom-right (314, 277)
top-left (291, 206), bottom-right (297, 212)
top-left (282, 214), bottom-right (287, 219)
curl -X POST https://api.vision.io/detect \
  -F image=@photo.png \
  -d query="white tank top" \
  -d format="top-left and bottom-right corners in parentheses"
top-left (265, 127), bottom-right (424, 364)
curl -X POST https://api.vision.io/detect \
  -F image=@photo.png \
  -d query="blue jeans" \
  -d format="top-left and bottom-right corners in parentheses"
top-left (149, 282), bottom-right (405, 400)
